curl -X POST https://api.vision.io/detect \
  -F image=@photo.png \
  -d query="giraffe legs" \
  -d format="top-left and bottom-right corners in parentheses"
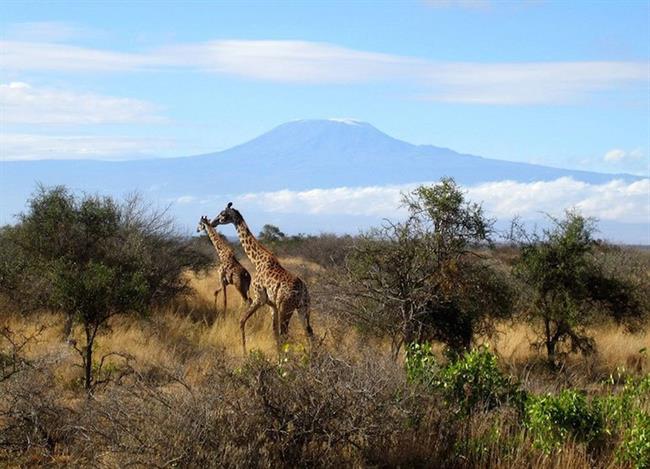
top-left (240, 300), bottom-right (263, 355)
top-left (213, 287), bottom-right (222, 313)
top-left (279, 309), bottom-right (291, 342)
top-left (270, 305), bottom-right (282, 354)
top-left (222, 284), bottom-right (228, 316)
top-left (213, 278), bottom-right (227, 320)
top-left (276, 286), bottom-right (313, 353)
top-left (239, 282), bottom-right (267, 355)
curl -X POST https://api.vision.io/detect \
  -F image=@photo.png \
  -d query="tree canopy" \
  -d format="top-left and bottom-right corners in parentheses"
top-left (0, 185), bottom-right (210, 389)
top-left (336, 177), bottom-right (513, 356)
top-left (514, 211), bottom-right (646, 364)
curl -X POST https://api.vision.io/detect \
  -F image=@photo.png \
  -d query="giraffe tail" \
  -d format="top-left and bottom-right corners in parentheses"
top-left (241, 269), bottom-right (252, 302)
top-left (298, 285), bottom-right (313, 338)
top-left (297, 304), bottom-right (314, 357)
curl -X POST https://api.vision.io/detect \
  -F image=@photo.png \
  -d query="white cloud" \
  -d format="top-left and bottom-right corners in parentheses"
top-left (176, 195), bottom-right (197, 204)
top-left (0, 82), bottom-right (164, 124)
top-left (422, 0), bottom-right (542, 11)
top-left (3, 21), bottom-right (91, 42)
top-left (241, 185), bottom-right (406, 216)
top-left (421, 62), bottom-right (647, 105)
top-left (0, 133), bottom-right (174, 161)
top-left (422, 0), bottom-right (492, 10)
top-left (237, 177), bottom-right (650, 224)
top-left (604, 149), bottom-right (627, 162)
top-left (604, 148), bottom-right (645, 163)
top-left (465, 178), bottom-right (650, 223)
top-left (158, 40), bottom-right (421, 84)
top-left (0, 41), bottom-right (159, 71)
top-left (0, 38), bottom-right (646, 105)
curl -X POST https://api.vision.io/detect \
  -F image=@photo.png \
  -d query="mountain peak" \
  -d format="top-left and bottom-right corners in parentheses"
top-left (327, 117), bottom-right (368, 126)
top-left (284, 118), bottom-right (375, 129)
top-left (226, 118), bottom-right (406, 153)
top-left (220, 118), bottom-right (417, 163)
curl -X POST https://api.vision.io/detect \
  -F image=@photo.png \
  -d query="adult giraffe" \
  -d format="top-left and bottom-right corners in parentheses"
top-left (197, 215), bottom-right (251, 318)
top-left (211, 203), bottom-right (313, 354)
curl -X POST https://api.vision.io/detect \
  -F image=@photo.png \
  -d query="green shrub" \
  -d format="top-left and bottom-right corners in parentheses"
top-left (596, 374), bottom-right (650, 468)
top-left (0, 186), bottom-right (211, 390)
top-left (513, 212), bottom-right (646, 365)
top-left (406, 344), bottom-right (522, 415)
top-left (525, 389), bottom-right (604, 452)
top-left (438, 347), bottom-right (522, 414)
top-left (599, 374), bottom-right (650, 434)
top-left (405, 342), bottom-right (440, 387)
top-left (618, 411), bottom-right (650, 469)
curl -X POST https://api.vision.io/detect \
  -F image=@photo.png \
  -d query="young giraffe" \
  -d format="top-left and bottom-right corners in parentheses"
top-left (211, 203), bottom-right (314, 354)
top-left (197, 215), bottom-right (251, 319)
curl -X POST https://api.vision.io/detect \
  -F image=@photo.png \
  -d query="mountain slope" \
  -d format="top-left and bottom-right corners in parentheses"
top-left (182, 119), bottom-right (637, 189)
top-left (0, 119), bottom-right (642, 227)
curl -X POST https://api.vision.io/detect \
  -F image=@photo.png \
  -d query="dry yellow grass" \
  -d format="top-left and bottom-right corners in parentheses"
top-left (3, 260), bottom-right (646, 386)
top-left (488, 321), bottom-right (649, 373)
top-left (2, 257), bottom-right (648, 468)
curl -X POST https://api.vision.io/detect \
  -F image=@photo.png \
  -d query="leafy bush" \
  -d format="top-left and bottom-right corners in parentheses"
top-left (525, 389), bottom-right (604, 452)
top-left (0, 187), bottom-right (210, 311)
top-left (0, 186), bottom-right (211, 390)
top-left (405, 342), bottom-right (440, 387)
top-left (438, 347), bottom-right (523, 414)
top-left (599, 374), bottom-right (650, 431)
top-left (596, 375), bottom-right (650, 468)
top-left (618, 411), bottom-right (650, 469)
top-left (406, 344), bottom-right (522, 415)
top-left (513, 212), bottom-right (645, 365)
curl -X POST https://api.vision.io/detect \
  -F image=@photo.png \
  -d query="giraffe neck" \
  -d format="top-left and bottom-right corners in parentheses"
top-left (204, 223), bottom-right (235, 262)
top-left (233, 217), bottom-right (274, 269)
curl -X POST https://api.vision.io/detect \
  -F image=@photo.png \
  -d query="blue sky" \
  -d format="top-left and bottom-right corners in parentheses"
top-left (1, 0), bottom-right (648, 176)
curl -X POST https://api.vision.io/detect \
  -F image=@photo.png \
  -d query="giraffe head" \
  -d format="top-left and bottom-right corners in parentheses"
top-left (196, 215), bottom-right (210, 233)
top-left (211, 202), bottom-right (242, 227)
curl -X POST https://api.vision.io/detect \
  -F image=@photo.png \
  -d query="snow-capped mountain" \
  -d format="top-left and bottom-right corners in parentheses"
top-left (1, 119), bottom-right (646, 241)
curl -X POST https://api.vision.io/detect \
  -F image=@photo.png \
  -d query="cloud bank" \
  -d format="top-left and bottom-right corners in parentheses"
top-left (233, 177), bottom-right (649, 225)
top-left (604, 148), bottom-right (644, 163)
top-left (1, 38), bottom-right (646, 105)
top-left (3, 21), bottom-right (93, 42)
top-left (0, 82), bottom-right (164, 125)
top-left (0, 134), bottom-right (174, 161)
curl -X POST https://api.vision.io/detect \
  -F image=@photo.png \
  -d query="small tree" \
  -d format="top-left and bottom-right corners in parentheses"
top-left (258, 224), bottom-right (286, 243)
top-left (0, 186), bottom-right (210, 390)
top-left (514, 211), bottom-right (644, 365)
top-left (336, 178), bottom-right (513, 357)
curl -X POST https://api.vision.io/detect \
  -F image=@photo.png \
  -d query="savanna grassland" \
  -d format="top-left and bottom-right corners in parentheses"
top-left (1, 184), bottom-right (649, 468)
top-left (2, 254), bottom-right (649, 468)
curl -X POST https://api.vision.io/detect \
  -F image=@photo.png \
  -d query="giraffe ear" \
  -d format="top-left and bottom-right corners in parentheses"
top-left (227, 202), bottom-right (233, 209)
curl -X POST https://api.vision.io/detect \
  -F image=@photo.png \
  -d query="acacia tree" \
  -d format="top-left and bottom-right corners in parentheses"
top-left (336, 178), bottom-right (513, 357)
top-left (513, 211), bottom-right (645, 365)
top-left (0, 186), bottom-right (210, 390)
top-left (258, 224), bottom-right (286, 243)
